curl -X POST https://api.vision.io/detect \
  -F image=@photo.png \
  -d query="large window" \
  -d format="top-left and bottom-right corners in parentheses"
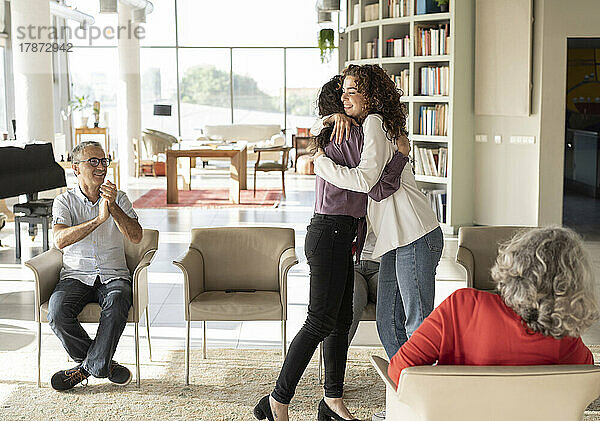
top-left (68, 0), bottom-right (339, 143)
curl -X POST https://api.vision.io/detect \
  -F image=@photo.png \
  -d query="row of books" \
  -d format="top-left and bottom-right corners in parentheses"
top-left (391, 69), bottom-right (410, 94)
top-left (419, 104), bottom-right (448, 136)
top-left (365, 38), bottom-right (379, 59)
top-left (415, 23), bottom-right (450, 56)
top-left (388, 0), bottom-right (410, 18)
top-left (364, 3), bottom-right (379, 21)
top-left (413, 145), bottom-right (448, 177)
top-left (385, 36), bottom-right (410, 57)
top-left (419, 65), bottom-right (449, 96)
top-left (353, 41), bottom-right (360, 60)
top-left (422, 189), bottom-right (446, 223)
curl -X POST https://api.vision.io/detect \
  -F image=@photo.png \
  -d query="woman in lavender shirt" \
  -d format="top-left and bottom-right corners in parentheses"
top-left (253, 75), bottom-right (409, 421)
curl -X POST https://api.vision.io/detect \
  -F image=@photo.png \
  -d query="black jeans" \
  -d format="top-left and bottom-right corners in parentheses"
top-left (47, 277), bottom-right (132, 378)
top-left (272, 214), bottom-right (357, 404)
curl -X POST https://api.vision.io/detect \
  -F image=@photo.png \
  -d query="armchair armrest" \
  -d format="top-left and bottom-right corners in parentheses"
top-left (173, 247), bottom-right (205, 320)
top-left (131, 248), bottom-right (158, 322)
top-left (253, 146), bottom-right (291, 152)
top-left (455, 246), bottom-right (474, 288)
top-left (370, 355), bottom-right (397, 391)
top-left (278, 247), bottom-right (298, 320)
top-left (24, 248), bottom-right (63, 322)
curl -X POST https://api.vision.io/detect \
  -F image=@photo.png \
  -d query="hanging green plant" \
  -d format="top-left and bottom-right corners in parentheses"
top-left (318, 29), bottom-right (335, 63)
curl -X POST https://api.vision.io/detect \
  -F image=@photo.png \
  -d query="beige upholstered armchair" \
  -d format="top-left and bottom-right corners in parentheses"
top-left (25, 229), bottom-right (159, 387)
top-left (371, 356), bottom-right (600, 421)
top-left (173, 227), bottom-right (298, 385)
top-left (456, 226), bottom-right (533, 292)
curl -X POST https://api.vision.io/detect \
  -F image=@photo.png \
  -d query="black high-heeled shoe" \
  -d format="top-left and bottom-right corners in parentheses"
top-left (253, 395), bottom-right (275, 421)
top-left (317, 398), bottom-right (360, 421)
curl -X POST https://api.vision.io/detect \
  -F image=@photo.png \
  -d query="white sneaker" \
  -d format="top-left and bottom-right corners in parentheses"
top-left (372, 410), bottom-right (386, 421)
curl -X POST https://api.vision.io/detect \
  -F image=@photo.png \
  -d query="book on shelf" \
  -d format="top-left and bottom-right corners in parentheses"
top-left (353, 41), bottom-right (360, 60)
top-left (419, 65), bottom-right (449, 96)
top-left (390, 69), bottom-right (410, 94)
top-left (413, 145), bottom-right (448, 177)
top-left (365, 38), bottom-right (378, 59)
top-left (418, 104), bottom-right (448, 136)
top-left (364, 3), bottom-right (379, 21)
top-left (388, 0), bottom-right (409, 18)
top-left (421, 189), bottom-right (446, 223)
top-left (385, 36), bottom-right (410, 57)
top-left (415, 0), bottom-right (442, 15)
top-left (415, 23), bottom-right (450, 56)
top-left (353, 3), bottom-right (360, 25)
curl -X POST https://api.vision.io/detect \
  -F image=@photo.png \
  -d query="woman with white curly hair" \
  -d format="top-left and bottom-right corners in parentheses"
top-left (387, 226), bottom-right (599, 386)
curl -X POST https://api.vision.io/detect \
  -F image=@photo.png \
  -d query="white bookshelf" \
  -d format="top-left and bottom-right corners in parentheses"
top-left (340, 0), bottom-right (474, 233)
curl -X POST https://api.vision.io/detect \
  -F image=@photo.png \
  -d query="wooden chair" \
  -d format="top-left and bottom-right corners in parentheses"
top-left (133, 138), bottom-right (156, 177)
top-left (253, 146), bottom-right (292, 198)
top-left (25, 229), bottom-right (159, 387)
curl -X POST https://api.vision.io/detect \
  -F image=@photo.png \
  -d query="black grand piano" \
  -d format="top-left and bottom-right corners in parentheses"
top-left (0, 143), bottom-right (67, 259)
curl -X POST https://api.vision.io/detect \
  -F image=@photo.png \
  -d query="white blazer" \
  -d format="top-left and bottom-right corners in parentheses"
top-left (313, 113), bottom-right (439, 258)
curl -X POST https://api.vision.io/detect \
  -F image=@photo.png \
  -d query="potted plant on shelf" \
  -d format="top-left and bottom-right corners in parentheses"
top-left (318, 28), bottom-right (335, 63)
top-left (70, 95), bottom-right (90, 128)
top-left (435, 0), bottom-right (449, 12)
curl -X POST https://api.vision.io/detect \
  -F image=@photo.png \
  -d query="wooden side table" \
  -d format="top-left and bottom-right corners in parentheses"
top-left (75, 127), bottom-right (109, 154)
top-left (292, 135), bottom-right (313, 172)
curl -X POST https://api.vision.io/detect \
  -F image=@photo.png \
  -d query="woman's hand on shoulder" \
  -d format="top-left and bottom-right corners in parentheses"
top-left (324, 113), bottom-right (358, 145)
top-left (310, 147), bottom-right (325, 162)
top-left (396, 134), bottom-right (411, 156)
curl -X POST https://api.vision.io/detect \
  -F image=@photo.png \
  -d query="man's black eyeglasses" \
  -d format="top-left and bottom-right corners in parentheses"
top-left (76, 158), bottom-right (111, 168)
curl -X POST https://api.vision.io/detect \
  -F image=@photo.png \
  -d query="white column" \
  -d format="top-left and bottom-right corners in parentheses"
top-left (117, 3), bottom-right (142, 183)
top-left (10, 0), bottom-right (55, 143)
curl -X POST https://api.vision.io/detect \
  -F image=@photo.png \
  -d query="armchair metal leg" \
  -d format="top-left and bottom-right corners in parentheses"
top-left (318, 341), bottom-right (323, 384)
top-left (253, 168), bottom-right (257, 197)
top-left (135, 322), bottom-right (140, 387)
top-left (281, 320), bottom-right (287, 359)
top-left (202, 321), bottom-right (207, 359)
top-left (37, 322), bottom-right (41, 388)
top-left (185, 320), bottom-right (190, 385)
top-left (145, 307), bottom-right (152, 361)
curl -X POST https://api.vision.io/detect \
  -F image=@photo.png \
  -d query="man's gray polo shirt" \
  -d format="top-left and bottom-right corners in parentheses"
top-left (52, 186), bottom-right (138, 286)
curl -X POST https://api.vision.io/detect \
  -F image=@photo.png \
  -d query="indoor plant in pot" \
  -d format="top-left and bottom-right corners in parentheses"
top-left (318, 28), bottom-right (335, 63)
top-left (435, 0), bottom-right (449, 12)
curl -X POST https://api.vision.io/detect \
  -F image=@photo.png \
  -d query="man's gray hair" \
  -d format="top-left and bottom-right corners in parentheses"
top-left (72, 141), bottom-right (104, 162)
top-left (492, 226), bottom-right (599, 339)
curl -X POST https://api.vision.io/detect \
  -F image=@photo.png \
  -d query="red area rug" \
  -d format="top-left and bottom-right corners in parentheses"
top-left (133, 188), bottom-right (281, 209)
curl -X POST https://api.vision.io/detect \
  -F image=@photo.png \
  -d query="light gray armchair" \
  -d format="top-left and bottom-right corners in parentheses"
top-left (25, 229), bottom-right (159, 387)
top-left (173, 227), bottom-right (298, 385)
top-left (370, 355), bottom-right (600, 421)
top-left (456, 226), bottom-right (534, 292)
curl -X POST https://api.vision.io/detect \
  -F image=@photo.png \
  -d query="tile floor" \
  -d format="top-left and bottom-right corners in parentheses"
top-left (0, 165), bottom-right (598, 387)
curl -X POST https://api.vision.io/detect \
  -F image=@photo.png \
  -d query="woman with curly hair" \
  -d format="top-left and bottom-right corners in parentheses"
top-left (254, 75), bottom-right (410, 421)
top-left (312, 64), bottom-right (444, 362)
top-left (387, 226), bottom-right (598, 386)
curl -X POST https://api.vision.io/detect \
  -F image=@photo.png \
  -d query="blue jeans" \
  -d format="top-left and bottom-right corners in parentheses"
top-left (47, 277), bottom-right (132, 378)
top-left (376, 227), bottom-right (443, 359)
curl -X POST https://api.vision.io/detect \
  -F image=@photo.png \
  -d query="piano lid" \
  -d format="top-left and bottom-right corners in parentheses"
top-left (0, 143), bottom-right (67, 199)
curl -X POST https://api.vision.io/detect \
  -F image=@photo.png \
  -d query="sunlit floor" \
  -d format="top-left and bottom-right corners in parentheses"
top-left (0, 165), bottom-right (598, 391)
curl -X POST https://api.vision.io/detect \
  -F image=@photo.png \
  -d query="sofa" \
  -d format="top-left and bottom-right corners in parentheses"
top-left (202, 124), bottom-right (284, 162)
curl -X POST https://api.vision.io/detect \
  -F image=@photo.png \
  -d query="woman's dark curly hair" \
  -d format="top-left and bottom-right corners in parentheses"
top-left (343, 64), bottom-right (408, 143)
top-left (309, 75), bottom-right (344, 153)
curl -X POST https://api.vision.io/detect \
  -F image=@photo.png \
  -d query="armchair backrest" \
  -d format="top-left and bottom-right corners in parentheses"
top-left (189, 227), bottom-right (295, 291)
top-left (124, 229), bottom-right (159, 274)
top-left (395, 364), bottom-right (600, 421)
top-left (456, 226), bottom-right (533, 291)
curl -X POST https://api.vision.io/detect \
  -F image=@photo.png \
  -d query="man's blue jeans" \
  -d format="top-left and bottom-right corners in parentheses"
top-left (47, 277), bottom-right (132, 378)
top-left (376, 227), bottom-right (443, 358)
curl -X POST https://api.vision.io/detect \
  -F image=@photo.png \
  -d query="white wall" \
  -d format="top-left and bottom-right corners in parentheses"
top-left (474, 0), bottom-right (600, 227)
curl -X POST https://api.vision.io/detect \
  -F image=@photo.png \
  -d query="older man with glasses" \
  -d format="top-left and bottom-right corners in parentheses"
top-left (47, 141), bottom-right (143, 391)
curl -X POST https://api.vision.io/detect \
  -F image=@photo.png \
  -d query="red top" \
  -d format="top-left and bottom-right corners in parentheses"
top-left (388, 288), bottom-right (593, 387)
